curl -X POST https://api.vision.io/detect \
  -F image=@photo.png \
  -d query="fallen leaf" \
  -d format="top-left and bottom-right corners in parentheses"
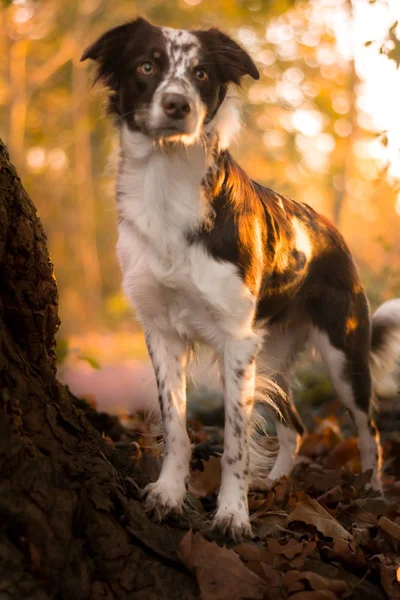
top-left (283, 569), bottom-right (348, 596)
top-left (179, 530), bottom-right (267, 600)
top-left (252, 511), bottom-right (289, 539)
top-left (336, 503), bottom-right (378, 529)
top-left (289, 592), bottom-right (338, 600)
top-left (267, 538), bottom-right (307, 560)
top-left (376, 554), bottom-right (400, 600)
top-left (378, 516), bottom-right (400, 542)
top-left (354, 496), bottom-right (389, 515)
top-left (274, 478), bottom-right (293, 505)
top-left (320, 536), bottom-right (367, 571)
top-left (296, 464), bottom-right (345, 493)
top-left (324, 438), bottom-right (360, 470)
top-left (284, 570), bottom-right (306, 594)
top-left (190, 456), bottom-right (221, 498)
top-left (248, 490), bottom-right (275, 514)
top-left (380, 564), bottom-right (400, 600)
top-left (101, 432), bottom-right (115, 447)
top-left (317, 485), bottom-right (345, 506)
top-left (260, 563), bottom-right (283, 589)
top-left (233, 543), bottom-right (277, 581)
top-left (299, 433), bottom-right (323, 458)
top-left (288, 496), bottom-right (352, 541)
top-left (234, 543), bottom-right (272, 564)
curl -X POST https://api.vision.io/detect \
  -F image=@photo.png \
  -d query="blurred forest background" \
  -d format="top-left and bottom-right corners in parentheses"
top-left (1, 0), bottom-right (399, 415)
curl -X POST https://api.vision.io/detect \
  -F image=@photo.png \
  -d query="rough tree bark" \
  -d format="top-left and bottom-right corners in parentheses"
top-left (0, 139), bottom-right (199, 600)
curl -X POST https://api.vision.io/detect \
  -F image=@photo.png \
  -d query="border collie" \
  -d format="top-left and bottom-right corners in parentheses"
top-left (82, 17), bottom-right (400, 540)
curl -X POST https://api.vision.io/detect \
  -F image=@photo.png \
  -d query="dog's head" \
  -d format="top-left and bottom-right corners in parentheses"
top-left (81, 18), bottom-right (259, 144)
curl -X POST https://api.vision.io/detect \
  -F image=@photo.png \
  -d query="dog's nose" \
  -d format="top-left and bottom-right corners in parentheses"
top-left (162, 93), bottom-right (191, 120)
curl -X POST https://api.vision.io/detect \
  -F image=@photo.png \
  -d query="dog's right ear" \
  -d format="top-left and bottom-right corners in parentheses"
top-left (81, 18), bottom-right (152, 88)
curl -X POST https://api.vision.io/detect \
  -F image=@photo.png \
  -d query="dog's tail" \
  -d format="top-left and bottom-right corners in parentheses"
top-left (248, 373), bottom-right (283, 486)
top-left (370, 298), bottom-right (400, 397)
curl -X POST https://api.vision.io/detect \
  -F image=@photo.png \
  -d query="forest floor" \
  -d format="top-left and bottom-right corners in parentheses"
top-left (73, 389), bottom-right (400, 600)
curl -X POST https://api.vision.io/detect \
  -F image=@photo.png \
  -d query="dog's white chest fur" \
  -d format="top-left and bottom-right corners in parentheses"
top-left (116, 127), bottom-right (255, 347)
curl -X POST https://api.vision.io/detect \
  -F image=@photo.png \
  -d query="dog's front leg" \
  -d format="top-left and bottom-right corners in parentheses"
top-left (213, 335), bottom-right (259, 541)
top-left (142, 327), bottom-right (191, 519)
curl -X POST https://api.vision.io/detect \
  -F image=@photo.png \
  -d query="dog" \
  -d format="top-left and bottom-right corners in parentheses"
top-left (81, 17), bottom-right (400, 540)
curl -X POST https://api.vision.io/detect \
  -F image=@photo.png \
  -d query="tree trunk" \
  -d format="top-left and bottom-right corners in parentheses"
top-left (0, 139), bottom-right (199, 600)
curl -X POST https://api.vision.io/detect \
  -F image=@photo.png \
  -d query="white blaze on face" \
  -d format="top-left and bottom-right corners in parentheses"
top-left (148, 27), bottom-right (206, 143)
top-left (291, 217), bottom-right (313, 261)
top-left (162, 28), bottom-right (201, 78)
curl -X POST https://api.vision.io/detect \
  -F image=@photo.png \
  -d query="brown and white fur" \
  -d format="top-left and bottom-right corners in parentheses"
top-left (82, 17), bottom-right (400, 541)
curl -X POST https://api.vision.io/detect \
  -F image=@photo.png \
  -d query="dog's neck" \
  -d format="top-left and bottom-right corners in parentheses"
top-left (117, 97), bottom-right (242, 238)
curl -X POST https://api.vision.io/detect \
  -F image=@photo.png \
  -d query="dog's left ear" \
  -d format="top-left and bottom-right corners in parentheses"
top-left (196, 27), bottom-right (259, 84)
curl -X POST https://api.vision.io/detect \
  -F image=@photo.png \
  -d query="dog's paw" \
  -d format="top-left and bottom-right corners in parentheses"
top-left (143, 478), bottom-right (186, 521)
top-left (212, 508), bottom-right (252, 544)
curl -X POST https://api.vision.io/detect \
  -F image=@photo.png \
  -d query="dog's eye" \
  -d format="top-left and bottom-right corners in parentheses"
top-left (195, 68), bottom-right (208, 82)
top-left (138, 61), bottom-right (154, 76)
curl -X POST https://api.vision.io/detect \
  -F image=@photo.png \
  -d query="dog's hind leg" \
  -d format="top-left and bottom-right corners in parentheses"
top-left (310, 288), bottom-right (382, 492)
top-left (256, 325), bottom-right (308, 485)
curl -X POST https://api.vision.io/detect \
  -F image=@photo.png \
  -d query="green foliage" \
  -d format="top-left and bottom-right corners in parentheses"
top-left (55, 337), bottom-right (69, 366)
top-left (77, 355), bottom-right (101, 370)
top-left (56, 337), bottom-right (101, 370)
top-left (380, 20), bottom-right (400, 67)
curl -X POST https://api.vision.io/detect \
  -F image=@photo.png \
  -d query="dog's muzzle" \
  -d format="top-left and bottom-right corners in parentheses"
top-left (162, 93), bottom-right (192, 120)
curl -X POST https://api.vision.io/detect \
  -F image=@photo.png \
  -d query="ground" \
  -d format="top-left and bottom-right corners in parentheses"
top-left (78, 389), bottom-right (400, 600)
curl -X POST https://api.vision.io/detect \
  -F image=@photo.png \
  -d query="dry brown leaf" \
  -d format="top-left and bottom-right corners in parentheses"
top-left (189, 456), bottom-right (221, 498)
top-left (378, 516), bottom-right (400, 542)
top-left (260, 563), bottom-right (283, 588)
top-left (234, 542), bottom-right (305, 582)
top-left (252, 511), bottom-right (289, 539)
top-left (179, 530), bottom-right (267, 600)
top-left (301, 571), bottom-right (347, 593)
top-left (248, 490), bottom-right (275, 514)
top-left (283, 569), bottom-right (347, 596)
top-left (101, 432), bottom-right (115, 447)
top-left (373, 554), bottom-right (400, 600)
top-left (233, 543), bottom-right (273, 581)
top-left (284, 570), bottom-right (306, 594)
top-left (234, 542), bottom-right (272, 564)
top-left (317, 485), bottom-right (345, 506)
top-left (336, 503), bottom-right (378, 528)
top-left (288, 495), bottom-right (352, 541)
top-left (267, 538), bottom-right (306, 560)
top-left (324, 438), bottom-right (360, 470)
top-left (273, 478), bottom-right (296, 506)
top-left (299, 433), bottom-right (323, 458)
top-left (248, 495), bottom-right (268, 512)
top-left (321, 536), bottom-right (366, 570)
top-left (296, 464), bottom-right (344, 494)
top-left (289, 592), bottom-right (338, 600)
top-left (381, 565), bottom-right (400, 600)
